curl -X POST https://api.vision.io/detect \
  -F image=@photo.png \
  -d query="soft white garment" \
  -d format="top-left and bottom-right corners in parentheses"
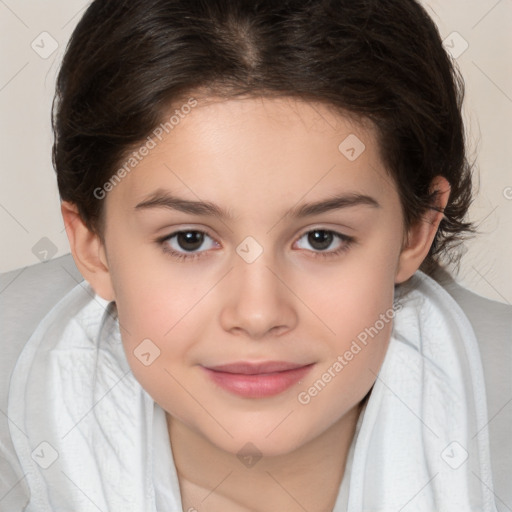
top-left (7, 271), bottom-right (497, 511)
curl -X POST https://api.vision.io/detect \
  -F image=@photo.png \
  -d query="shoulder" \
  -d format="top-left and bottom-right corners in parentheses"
top-left (435, 270), bottom-right (512, 402)
top-left (0, 254), bottom-right (83, 511)
top-left (432, 268), bottom-right (512, 510)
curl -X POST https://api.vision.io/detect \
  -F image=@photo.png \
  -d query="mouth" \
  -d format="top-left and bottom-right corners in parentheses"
top-left (201, 361), bottom-right (315, 398)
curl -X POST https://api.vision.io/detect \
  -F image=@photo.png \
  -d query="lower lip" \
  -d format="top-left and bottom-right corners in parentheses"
top-left (202, 364), bottom-right (314, 398)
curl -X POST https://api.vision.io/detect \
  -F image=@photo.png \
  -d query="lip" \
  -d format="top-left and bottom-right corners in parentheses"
top-left (201, 361), bottom-right (315, 398)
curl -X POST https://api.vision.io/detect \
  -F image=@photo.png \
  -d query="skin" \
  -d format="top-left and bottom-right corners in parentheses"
top-left (62, 96), bottom-right (450, 512)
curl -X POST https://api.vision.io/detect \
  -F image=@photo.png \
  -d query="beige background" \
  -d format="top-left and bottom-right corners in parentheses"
top-left (0, 0), bottom-right (511, 303)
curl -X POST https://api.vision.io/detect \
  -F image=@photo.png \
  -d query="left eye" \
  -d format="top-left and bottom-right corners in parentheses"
top-left (295, 229), bottom-right (349, 253)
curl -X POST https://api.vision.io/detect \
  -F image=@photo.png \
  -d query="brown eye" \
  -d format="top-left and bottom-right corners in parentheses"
top-left (307, 230), bottom-right (334, 251)
top-left (176, 231), bottom-right (205, 251)
top-left (159, 230), bottom-right (219, 260)
top-left (294, 228), bottom-right (354, 259)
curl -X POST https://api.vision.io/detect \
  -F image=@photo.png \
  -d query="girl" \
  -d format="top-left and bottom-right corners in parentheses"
top-left (2, 1), bottom-right (510, 511)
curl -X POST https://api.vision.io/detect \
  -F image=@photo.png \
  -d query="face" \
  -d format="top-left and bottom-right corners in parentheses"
top-left (100, 96), bottom-right (406, 457)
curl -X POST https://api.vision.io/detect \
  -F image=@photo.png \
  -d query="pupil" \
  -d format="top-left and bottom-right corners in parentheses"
top-left (308, 230), bottom-right (332, 250)
top-left (178, 231), bottom-right (204, 251)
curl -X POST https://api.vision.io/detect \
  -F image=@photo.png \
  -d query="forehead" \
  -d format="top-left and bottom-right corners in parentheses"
top-left (105, 96), bottom-right (397, 218)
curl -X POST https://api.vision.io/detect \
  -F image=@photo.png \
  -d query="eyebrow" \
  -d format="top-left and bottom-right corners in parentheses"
top-left (134, 189), bottom-right (380, 219)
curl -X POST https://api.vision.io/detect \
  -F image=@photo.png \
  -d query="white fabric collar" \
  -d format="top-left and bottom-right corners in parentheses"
top-left (8, 272), bottom-right (497, 511)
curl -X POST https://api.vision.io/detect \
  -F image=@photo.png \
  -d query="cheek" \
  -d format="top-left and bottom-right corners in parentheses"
top-left (302, 240), bottom-right (399, 342)
top-left (112, 277), bottom-right (201, 419)
top-left (108, 235), bottom-right (209, 336)
top-left (293, 240), bottom-right (399, 410)
top-left (106, 265), bottom-right (191, 397)
top-left (295, 294), bottom-right (394, 437)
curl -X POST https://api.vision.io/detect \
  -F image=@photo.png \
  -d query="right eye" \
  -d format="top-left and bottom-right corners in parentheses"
top-left (158, 230), bottom-right (220, 261)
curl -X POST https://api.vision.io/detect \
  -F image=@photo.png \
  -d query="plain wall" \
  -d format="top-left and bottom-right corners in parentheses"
top-left (1, 0), bottom-right (511, 303)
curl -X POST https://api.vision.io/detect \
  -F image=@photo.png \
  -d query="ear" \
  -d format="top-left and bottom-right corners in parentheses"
top-left (61, 201), bottom-right (116, 302)
top-left (395, 176), bottom-right (451, 284)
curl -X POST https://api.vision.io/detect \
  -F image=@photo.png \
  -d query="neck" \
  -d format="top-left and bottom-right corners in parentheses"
top-left (167, 401), bottom-right (364, 512)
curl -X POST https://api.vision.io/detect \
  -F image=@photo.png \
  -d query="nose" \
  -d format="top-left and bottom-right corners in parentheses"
top-left (219, 255), bottom-right (298, 340)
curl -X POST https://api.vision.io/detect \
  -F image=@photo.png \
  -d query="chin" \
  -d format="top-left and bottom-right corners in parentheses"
top-left (211, 422), bottom-right (313, 460)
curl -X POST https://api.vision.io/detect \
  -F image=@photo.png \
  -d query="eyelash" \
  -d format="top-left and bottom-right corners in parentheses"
top-left (156, 228), bottom-right (355, 262)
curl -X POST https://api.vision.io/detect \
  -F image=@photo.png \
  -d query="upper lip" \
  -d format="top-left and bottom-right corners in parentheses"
top-left (204, 361), bottom-right (313, 375)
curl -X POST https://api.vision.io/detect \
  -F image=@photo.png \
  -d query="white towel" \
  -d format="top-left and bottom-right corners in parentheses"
top-left (7, 271), bottom-right (497, 511)
top-left (343, 272), bottom-right (498, 511)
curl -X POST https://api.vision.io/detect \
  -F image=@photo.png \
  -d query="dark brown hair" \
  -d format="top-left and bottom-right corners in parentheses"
top-left (52, 0), bottom-right (475, 274)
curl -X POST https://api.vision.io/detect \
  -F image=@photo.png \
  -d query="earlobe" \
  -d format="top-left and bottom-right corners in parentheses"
top-left (61, 201), bottom-right (116, 302)
top-left (395, 176), bottom-right (451, 284)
